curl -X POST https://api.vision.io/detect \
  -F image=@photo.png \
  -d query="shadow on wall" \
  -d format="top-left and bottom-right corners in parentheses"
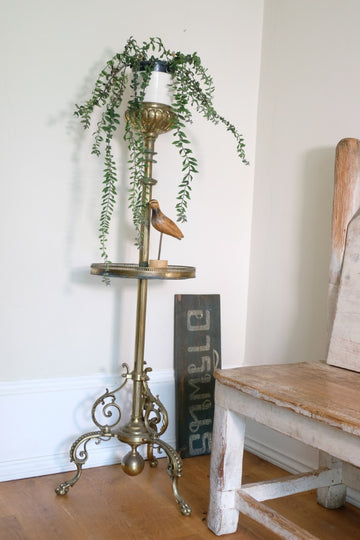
top-left (58, 48), bottom-right (137, 291)
top-left (63, 50), bottom-right (143, 375)
top-left (286, 145), bottom-right (335, 363)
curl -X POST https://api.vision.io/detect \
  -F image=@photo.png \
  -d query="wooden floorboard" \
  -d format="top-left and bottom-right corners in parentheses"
top-left (0, 452), bottom-right (359, 539)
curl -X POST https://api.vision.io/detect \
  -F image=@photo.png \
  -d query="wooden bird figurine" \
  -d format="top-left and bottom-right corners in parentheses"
top-left (149, 199), bottom-right (184, 240)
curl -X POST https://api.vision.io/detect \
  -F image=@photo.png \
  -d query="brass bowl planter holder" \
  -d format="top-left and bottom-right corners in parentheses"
top-left (55, 102), bottom-right (195, 516)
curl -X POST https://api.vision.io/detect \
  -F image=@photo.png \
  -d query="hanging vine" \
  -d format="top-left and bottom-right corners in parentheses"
top-left (75, 36), bottom-right (248, 267)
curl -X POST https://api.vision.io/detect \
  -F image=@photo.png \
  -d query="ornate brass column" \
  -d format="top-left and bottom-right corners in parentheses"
top-left (55, 103), bottom-right (195, 516)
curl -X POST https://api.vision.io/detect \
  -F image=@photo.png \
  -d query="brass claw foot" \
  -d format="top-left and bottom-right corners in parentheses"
top-left (179, 500), bottom-right (192, 516)
top-left (55, 462), bottom-right (82, 495)
top-left (55, 430), bottom-right (114, 495)
top-left (148, 438), bottom-right (192, 516)
top-left (172, 476), bottom-right (192, 516)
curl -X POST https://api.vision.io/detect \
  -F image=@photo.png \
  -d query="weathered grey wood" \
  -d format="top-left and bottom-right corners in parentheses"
top-left (215, 362), bottom-right (360, 437)
top-left (215, 371), bottom-right (360, 468)
top-left (327, 211), bottom-right (360, 371)
top-left (316, 452), bottom-right (346, 509)
top-left (343, 461), bottom-right (360, 492)
top-left (328, 138), bottom-right (360, 336)
top-left (235, 490), bottom-right (319, 540)
top-left (207, 403), bottom-right (246, 535)
top-left (242, 467), bottom-right (342, 502)
top-left (174, 294), bottom-right (221, 457)
top-left (207, 138), bottom-right (360, 537)
top-left (317, 484), bottom-right (347, 510)
top-left (208, 364), bottom-right (360, 535)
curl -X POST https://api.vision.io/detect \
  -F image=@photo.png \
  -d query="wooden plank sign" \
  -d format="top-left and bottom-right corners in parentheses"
top-left (174, 294), bottom-right (221, 458)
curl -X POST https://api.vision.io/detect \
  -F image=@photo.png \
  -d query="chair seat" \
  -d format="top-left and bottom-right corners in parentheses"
top-left (215, 361), bottom-right (360, 436)
top-left (208, 362), bottom-right (360, 537)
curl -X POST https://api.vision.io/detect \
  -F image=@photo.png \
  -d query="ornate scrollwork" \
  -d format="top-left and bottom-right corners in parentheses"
top-left (55, 364), bottom-right (129, 495)
top-left (91, 363), bottom-right (130, 431)
top-left (142, 377), bottom-right (168, 439)
top-left (55, 361), bottom-right (192, 515)
top-left (70, 431), bottom-right (113, 465)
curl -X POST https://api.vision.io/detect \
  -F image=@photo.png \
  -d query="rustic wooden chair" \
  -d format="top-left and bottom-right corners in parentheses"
top-left (207, 138), bottom-right (360, 538)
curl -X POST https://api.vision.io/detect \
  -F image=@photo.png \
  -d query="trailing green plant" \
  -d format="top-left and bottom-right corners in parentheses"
top-left (75, 36), bottom-right (248, 263)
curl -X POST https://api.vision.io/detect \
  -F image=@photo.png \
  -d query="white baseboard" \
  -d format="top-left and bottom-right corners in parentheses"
top-left (245, 420), bottom-right (319, 474)
top-left (0, 370), bottom-right (175, 482)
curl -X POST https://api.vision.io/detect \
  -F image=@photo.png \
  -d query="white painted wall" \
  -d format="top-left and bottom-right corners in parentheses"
top-left (2, 0), bottom-right (360, 489)
top-left (244, 0), bottom-right (360, 479)
top-left (0, 0), bottom-right (263, 481)
top-left (245, 0), bottom-right (360, 368)
top-left (0, 0), bottom-right (263, 382)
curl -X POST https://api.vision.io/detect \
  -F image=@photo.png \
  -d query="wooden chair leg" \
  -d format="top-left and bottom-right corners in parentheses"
top-left (316, 452), bottom-right (346, 509)
top-left (207, 404), bottom-right (246, 535)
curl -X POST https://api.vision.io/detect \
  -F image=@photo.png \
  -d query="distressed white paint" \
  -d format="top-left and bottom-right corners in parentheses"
top-left (208, 379), bottom-right (360, 536)
top-left (235, 491), bottom-right (318, 540)
top-left (241, 467), bottom-right (342, 502)
top-left (207, 404), bottom-right (246, 535)
top-left (327, 211), bottom-right (360, 372)
top-left (316, 453), bottom-right (346, 508)
top-left (327, 138), bottom-right (360, 337)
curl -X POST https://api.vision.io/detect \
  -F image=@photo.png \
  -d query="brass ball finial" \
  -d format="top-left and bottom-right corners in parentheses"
top-left (121, 447), bottom-right (145, 476)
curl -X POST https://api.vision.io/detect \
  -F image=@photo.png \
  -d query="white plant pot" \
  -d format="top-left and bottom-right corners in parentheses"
top-left (144, 71), bottom-right (173, 106)
top-left (139, 61), bottom-right (173, 106)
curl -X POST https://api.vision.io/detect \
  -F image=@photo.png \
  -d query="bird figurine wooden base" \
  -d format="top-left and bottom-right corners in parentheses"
top-left (148, 199), bottom-right (184, 263)
top-left (149, 258), bottom-right (168, 268)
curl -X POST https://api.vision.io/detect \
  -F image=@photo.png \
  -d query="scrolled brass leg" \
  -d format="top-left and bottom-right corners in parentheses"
top-left (147, 442), bottom-right (158, 467)
top-left (148, 438), bottom-right (191, 516)
top-left (55, 430), bottom-right (113, 495)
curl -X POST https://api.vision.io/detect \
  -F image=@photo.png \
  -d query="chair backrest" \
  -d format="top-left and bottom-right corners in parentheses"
top-left (327, 138), bottom-right (360, 371)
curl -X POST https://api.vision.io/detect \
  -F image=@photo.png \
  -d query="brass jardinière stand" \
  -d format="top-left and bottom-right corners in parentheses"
top-left (55, 103), bottom-right (194, 515)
